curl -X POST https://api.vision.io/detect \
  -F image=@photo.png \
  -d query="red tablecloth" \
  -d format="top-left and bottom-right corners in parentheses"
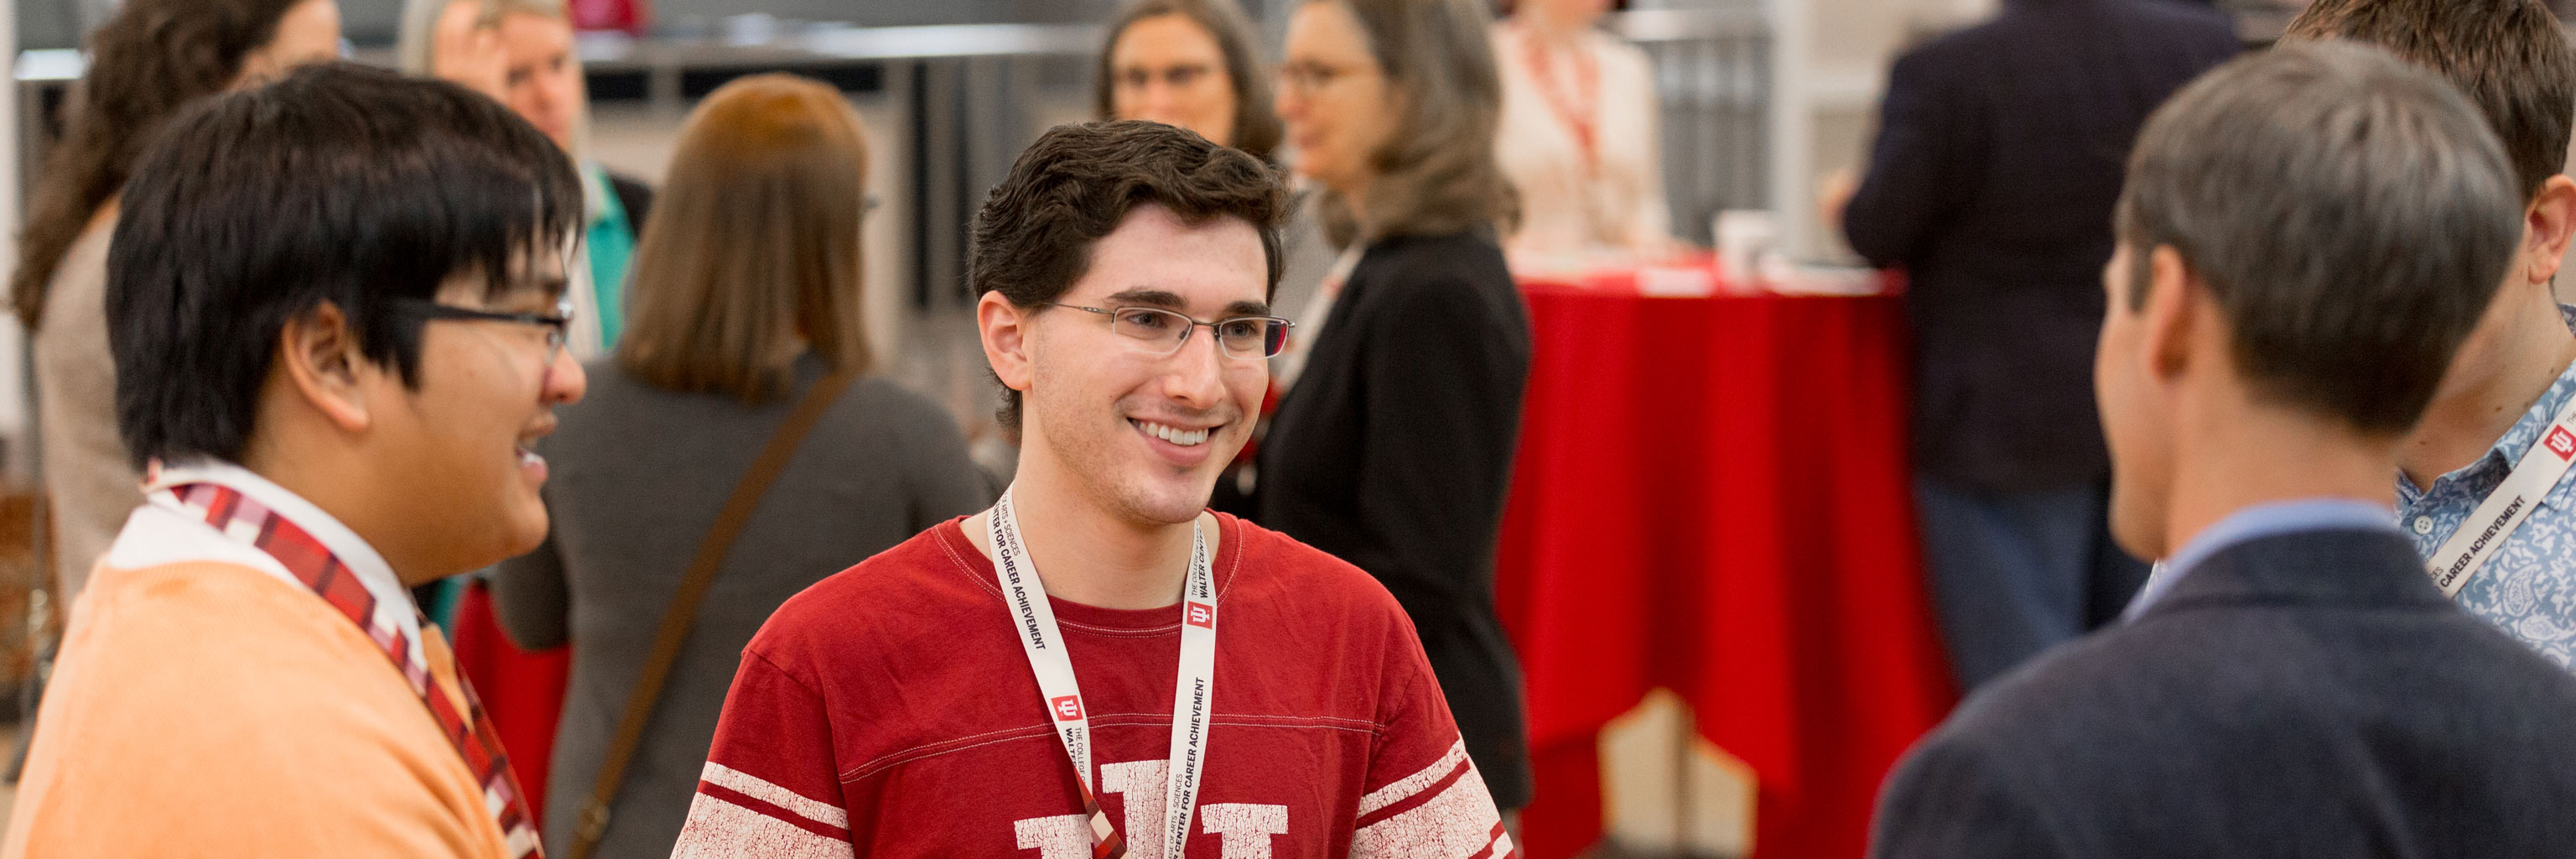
top-left (1495, 269), bottom-right (1957, 859)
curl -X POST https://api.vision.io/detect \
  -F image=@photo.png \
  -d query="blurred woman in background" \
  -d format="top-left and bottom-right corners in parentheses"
top-left (491, 74), bottom-right (991, 858)
top-left (1096, 0), bottom-right (1282, 161)
top-left (13, 0), bottom-right (344, 610)
top-left (1098, 0), bottom-right (1330, 518)
top-left (1260, 0), bottom-right (1535, 818)
top-left (1493, 0), bottom-right (1672, 261)
top-left (402, 0), bottom-right (652, 357)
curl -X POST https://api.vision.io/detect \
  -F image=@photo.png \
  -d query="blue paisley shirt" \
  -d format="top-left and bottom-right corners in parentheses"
top-left (2397, 306), bottom-right (2576, 671)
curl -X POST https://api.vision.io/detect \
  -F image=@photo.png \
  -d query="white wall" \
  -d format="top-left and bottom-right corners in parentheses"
top-left (1771, 0), bottom-right (1997, 259)
top-left (3, 0), bottom-right (27, 485)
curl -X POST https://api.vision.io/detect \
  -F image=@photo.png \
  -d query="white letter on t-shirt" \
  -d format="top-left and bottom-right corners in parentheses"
top-left (1014, 815), bottom-right (1091, 859)
top-left (1201, 804), bottom-right (1290, 859)
top-left (1100, 760), bottom-right (1173, 859)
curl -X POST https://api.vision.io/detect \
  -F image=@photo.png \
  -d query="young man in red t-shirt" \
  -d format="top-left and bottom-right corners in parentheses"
top-left (670, 121), bottom-right (1514, 858)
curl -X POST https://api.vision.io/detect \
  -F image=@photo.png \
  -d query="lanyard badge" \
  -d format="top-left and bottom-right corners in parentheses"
top-left (988, 488), bottom-right (1218, 858)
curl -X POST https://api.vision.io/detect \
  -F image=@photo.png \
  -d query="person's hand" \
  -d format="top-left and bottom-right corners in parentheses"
top-left (431, 0), bottom-right (508, 102)
top-left (1818, 167), bottom-right (1861, 232)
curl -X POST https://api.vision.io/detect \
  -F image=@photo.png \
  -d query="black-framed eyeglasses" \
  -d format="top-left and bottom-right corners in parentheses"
top-left (396, 297), bottom-right (575, 367)
top-left (1043, 303), bottom-right (1294, 360)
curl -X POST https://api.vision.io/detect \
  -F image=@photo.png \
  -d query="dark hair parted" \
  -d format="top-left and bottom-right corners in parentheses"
top-left (111, 62), bottom-right (584, 469)
top-left (2285, 0), bottom-right (2576, 200)
top-left (2116, 40), bottom-right (2523, 435)
top-left (1096, 0), bottom-right (1285, 162)
top-left (10, 0), bottom-right (307, 329)
top-left (969, 119), bottom-right (1288, 435)
top-left (1311, 0), bottom-right (1519, 247)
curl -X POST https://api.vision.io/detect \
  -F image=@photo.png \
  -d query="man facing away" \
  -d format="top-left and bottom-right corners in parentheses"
top-left (1837, 0), bottom-right (2241, 690)
top-left (669, 120), bottom-right (1513, 858)
top-left (1870, 42), bottom-right (2576, 857)
top-left (5, 63), bottom-right (588, 857)
top-left (2271, 0), bottom-right (2576, 671)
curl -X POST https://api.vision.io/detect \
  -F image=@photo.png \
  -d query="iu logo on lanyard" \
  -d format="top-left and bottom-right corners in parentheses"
top-left (988, 487), bottom-right (1219, 858)
top-left (2547, 425), bottom-right (2575, 461)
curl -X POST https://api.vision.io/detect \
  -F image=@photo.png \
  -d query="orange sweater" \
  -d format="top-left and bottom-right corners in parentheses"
top-left (3, 555), bottom-right (513, 857)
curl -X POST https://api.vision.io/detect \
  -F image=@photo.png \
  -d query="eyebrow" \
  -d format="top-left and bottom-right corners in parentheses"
top-left (1103, 289), bottom-right (1273, 318)
top-left (497, 273), bottom-right (571, 305)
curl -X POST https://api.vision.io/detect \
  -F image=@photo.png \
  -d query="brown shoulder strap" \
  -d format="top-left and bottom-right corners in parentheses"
top-left (568, 371), bottom-right (860, 859)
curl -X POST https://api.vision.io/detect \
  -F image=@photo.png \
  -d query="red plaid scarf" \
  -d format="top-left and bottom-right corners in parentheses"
top-left (164, 482), bottom-right (543, 857)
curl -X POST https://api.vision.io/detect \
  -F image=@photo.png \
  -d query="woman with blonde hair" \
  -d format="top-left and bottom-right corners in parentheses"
top-left (491, 74), bottom-right (990, 857)
top-left (1261, 0), bottom-right (1535, 816)
top-left (402, 0), bottom-right (652, 357)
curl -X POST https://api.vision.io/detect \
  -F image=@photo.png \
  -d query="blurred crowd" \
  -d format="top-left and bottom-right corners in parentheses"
top-left (5, 0), bottom-right (2576, 856)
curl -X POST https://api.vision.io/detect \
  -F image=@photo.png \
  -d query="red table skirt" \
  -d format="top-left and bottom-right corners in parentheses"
top-left (451, 580), bottom-right (570, 824)
top-left (1495, 279), bottom-right (1957, 859)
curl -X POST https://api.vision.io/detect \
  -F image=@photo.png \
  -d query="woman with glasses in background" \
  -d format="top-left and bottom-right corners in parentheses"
top-left (1259, 0), bottom-right (1535, 820)
top-left (16, 0), bottom-right (344, 612)
top-left (490, 74), bottom-right (991, 857)
top-left (1096, 0), bottom-right (1337, 515)
top-left (1096, 0), bottom-right (1283, 161)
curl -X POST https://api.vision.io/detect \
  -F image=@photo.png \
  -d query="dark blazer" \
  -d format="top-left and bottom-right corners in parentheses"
top-left (1256, 231), bottom-right (1535, 810)
top-left (607, 171), bottom-right (654, 232)
top-left (1842, 0), bottom-right (2238, 492)
top-left (1870, 528), bottom-right (2576, 858)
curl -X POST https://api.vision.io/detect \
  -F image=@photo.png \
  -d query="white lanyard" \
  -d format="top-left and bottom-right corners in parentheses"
top-left (988, 487), bottom-right (1218, 858)
top-left (2427, 393), bottom-right (2576, 596)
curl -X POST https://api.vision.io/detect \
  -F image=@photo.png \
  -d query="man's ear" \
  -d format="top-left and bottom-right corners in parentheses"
top-left (979, 291), bottom-right (1036, 398)
top-left (276, 302), bottom-right (375, 435)
top-left (2142, 244), bottom-right (2201, 383)
top-left (2523, 174), bottom-right (2576, 288)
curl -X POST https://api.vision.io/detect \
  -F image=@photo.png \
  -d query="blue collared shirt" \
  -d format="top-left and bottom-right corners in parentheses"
top-left (2397, 306), bottom-right (2576, 671)
top-left (2124, 498), bottom-right (2402, 622)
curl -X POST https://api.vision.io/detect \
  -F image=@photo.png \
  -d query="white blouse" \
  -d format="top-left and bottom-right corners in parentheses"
top-left (1491, 22), bottom-right (1674, 260)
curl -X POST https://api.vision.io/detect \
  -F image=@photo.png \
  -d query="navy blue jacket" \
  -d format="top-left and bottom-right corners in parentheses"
top-left (1843, 0), bottom-right (2237, 492)
top-left (1870, 528), bottom-right (2576, 857)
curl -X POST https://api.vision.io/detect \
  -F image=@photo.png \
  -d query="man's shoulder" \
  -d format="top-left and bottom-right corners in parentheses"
top-left (1948, 583), bottom-right (2576, 758)
top-left (34, 562), bottom-right (481, 821)
top-left (1218, 514), bottom-right (1414, 625)
top-left (1896, 596), bottom-right (2576, 851)
top-left (751, 518), bottom-right (989, 652)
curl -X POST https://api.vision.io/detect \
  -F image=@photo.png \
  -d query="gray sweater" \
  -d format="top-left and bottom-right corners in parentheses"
top-left (492, 355), bottom-right (994, 858)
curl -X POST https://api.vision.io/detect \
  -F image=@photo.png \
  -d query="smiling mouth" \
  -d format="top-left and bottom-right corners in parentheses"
top-left (1132, 419), bottom-right (1215, 447)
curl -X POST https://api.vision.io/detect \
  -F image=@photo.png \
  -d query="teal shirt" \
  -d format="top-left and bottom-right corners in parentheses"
top-left (584, 163), bottom-right (638, 348)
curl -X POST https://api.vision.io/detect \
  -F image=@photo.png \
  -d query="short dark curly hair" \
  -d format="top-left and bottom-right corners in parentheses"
top-left (968, 119), bottom-right (1287, 435)
top-left (2285, 0), bottom-right (2576, 200)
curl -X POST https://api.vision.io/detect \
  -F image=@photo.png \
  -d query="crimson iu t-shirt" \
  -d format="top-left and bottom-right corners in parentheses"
top-left (670, 513), bottom-right (1514, 858)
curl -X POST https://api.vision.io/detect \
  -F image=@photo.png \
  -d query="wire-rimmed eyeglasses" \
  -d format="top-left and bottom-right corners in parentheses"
top-left (1043, 303), bottom-right (1294, 360)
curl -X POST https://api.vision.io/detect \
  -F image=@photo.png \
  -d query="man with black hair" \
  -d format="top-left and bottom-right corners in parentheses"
top-left (1869, 42), bottom-right (2576, 856)
top-left (2271, 0), bottom-right (2576, 672)
top-left (3, 62), bottom-right (584, 857)
top-left (673, 120), bottom-right (1513, 857)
